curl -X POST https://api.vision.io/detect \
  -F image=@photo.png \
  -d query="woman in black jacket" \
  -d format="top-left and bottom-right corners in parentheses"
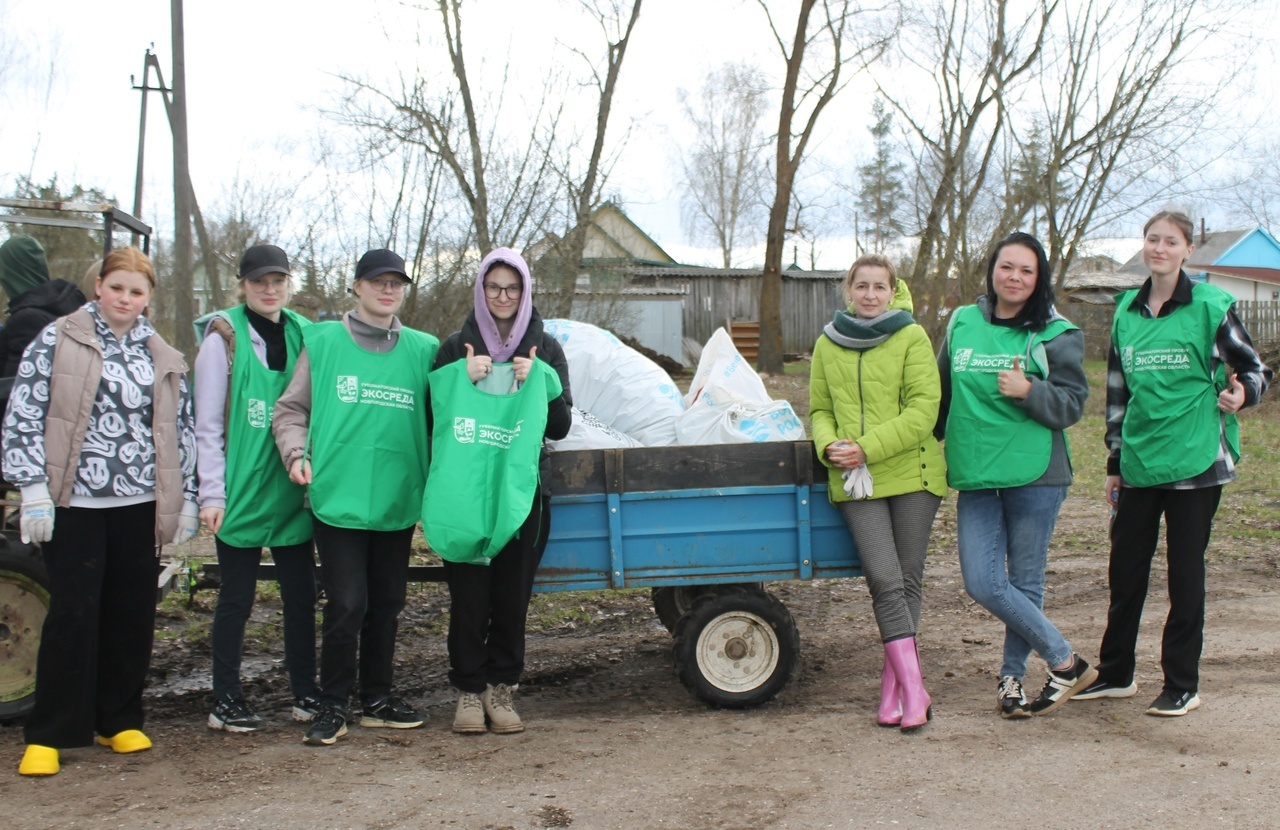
top-left (431, 247), bottom-right (571, 735)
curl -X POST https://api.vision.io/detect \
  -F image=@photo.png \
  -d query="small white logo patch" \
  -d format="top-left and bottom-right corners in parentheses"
top-left (336, 376), bottom-right (359, 403)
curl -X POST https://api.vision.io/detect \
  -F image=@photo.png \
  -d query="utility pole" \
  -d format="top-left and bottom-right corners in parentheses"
top-left (169, 0), bottom-right (195, 355)
top-left (131, 48), bottom-right (165, 237)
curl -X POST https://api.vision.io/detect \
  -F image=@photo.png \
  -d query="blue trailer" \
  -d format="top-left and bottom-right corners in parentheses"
top-left (535, 440), bottom-right (861, 708)
top-left (179, 440), bottom-right (861, 712)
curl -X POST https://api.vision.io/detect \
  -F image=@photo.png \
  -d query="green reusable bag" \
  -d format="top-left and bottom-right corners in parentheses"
top-left (423, 358), bottom-right (562, 565)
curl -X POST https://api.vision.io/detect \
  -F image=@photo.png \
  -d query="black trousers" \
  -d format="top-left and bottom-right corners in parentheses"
top-left (209, 537), bottom-right (317, 702)
top-left (25, 502), bottom-right (158, 749)
top-left (1097, 485), bottom-right (1222, 694)
top-left (310, 519), bottom-right (413, 708)
top-left (444, 494), bottom-right (549, 694)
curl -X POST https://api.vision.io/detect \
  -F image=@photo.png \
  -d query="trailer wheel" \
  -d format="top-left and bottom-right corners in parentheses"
top-left (0, 532), bottom-right (49, 723)
top-left (651, 583), bottom-right (766, 633)
top-left (672, 589), bottom-right (799, 708)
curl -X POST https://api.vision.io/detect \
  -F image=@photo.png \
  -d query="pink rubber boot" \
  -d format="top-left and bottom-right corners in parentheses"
top-left (884, 637), bottom-right (932, 732)
top-left (877, 653), bottom-right (902, 727)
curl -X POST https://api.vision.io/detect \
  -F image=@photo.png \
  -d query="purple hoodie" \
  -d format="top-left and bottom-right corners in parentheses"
top-left (474, 247), bottom-right (533, 363)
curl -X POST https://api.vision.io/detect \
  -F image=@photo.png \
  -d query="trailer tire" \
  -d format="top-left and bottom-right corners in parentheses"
top-left (0, 531), bottom-right (49, 723)
top-left (651, 583), bottom-right (765, 634)
top-left (672, 589), bottom-right (798, 708)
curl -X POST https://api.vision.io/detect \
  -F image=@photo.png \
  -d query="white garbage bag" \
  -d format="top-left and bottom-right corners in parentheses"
top-left (676, 328), bottom-right (807, 445)
top-left (547, 407), bottom-right (645, 451)
top-left (544, 319), bottom-right (684, 446)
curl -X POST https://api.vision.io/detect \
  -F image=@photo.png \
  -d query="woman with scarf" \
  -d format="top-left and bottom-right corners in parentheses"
top-left (810, 254), bottom-right (946, 732)
top-left (936, 232), bottom-right (1093, 720)
top-left (428, 248), bottom-right (571, 735)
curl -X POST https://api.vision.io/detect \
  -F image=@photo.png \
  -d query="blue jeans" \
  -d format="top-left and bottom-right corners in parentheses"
top-left (957, 485), bottom-right (1072, 678)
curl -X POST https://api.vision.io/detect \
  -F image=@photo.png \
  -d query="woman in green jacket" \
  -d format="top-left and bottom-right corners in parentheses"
top-left (810, 254), bottom-right (946, 732)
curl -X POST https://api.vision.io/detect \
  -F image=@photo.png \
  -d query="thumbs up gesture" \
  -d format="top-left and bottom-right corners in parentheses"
top-left (1218, 373), bottom-right (1245, 413)
top-left (997, 354), bottom-right (1032, 400)
top-left (465, 342), bottom-right (493, 383)
top-left (513, 345), bottom-right (537, 383)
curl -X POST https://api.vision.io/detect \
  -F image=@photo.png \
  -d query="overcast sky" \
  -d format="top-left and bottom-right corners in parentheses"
top-left (2, 0), bottom-right (1277, 270)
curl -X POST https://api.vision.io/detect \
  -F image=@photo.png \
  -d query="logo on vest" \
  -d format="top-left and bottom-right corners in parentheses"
top-left (454, 417), bottom-right (475, 443)
top-left (246, 398), bottom-right (268, 429)
top-left (1129, 347), bottom-right (1190, 372)
top-left (337, 375), bottom-right (359, 403)
top-left (955, 350), bottom-right (1016, 373)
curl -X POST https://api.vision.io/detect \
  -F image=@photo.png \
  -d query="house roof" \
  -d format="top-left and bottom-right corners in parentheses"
top-left (1061, 270), bottom-right (1146, 305)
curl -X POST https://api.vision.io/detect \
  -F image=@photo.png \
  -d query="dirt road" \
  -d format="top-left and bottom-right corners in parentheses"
top-left (4, 487), bottom-right (1278, 829)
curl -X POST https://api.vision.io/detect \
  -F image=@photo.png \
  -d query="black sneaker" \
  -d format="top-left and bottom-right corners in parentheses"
top-left (303, 706), bottom-right (349, 745)
top-left (1145, 689), bottom-right (1200, 717)
top-left (208, 697), bottom-right (265, 733)
top-left (997, 676), bottom-right (1030, 719)
top-left (1028, 654), bottom-right (1098, 716)
top-left (292, 695), bottom-right (323, 723)
top-left (1072, 678), bottom-right (1138, 701)
top-left (360, 696), bottom-right (425, 729)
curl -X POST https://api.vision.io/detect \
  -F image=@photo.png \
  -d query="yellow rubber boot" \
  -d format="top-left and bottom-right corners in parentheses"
top-left (96, 730), bottom-right (152, 754)
top-left (18, 745), bottom-right (60, 776)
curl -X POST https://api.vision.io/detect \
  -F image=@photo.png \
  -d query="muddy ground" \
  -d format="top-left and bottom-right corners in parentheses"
top-left (3, 377), bottom-right (1279, 829)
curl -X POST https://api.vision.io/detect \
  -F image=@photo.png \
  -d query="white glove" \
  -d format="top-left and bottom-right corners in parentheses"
top-left (841, 465), bottom-right (874, 499)
top-left (19, 482), bottom-right (55, 545)
top-left (172, 501), bottom-right (200, 545)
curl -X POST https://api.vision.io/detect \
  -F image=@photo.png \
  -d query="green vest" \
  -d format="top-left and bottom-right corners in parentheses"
top-left (423, 359), bottom-right (562, 565)
top-left (304, 322), bottom-right (438, 531)
top-left (1112, 283), bottom-right (1237, 487)
top-left (219, 306), bottom-right (312, 547)
top-left (944, 305), bottom-right (1077, 490)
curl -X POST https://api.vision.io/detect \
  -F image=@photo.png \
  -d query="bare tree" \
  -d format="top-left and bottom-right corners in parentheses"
top-left (677, 62), bottom-right (771, 268)
top-left (756, 0), bottom-right (895, 373)
top-left (1032, 0), bottom-right (1254, 289)
top-left (329, 0), bottom-right (641, 320)
top-left (879, 0), bottom-right (1056, 340)
top-left (534, 0), bottom-right (644, 318)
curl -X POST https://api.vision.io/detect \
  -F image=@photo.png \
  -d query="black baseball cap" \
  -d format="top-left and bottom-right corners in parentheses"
top-left (355, 249), bottom-right (411, 282)
top-left (239, 244), bottom-right (292, 282)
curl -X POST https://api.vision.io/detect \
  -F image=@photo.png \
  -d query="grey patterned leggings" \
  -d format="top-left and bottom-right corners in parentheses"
top-left (837, 490), bottom-right (942, 643)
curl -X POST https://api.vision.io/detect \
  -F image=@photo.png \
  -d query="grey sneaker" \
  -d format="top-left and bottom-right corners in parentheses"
top-left (453, 691), bottom-right (486, 734)
top-left (1145, 689), bottom-right (1200, 717)
top-left (997, 676), bottom-right (1030, 719)
top-left (482, 683), bottom-right (524, 734)
top-left (208, 697), bottom-right (265, 733)
top-left (1073, 679), bottom-right (1138, 701)
top-left (1028, 654), bottom-right (1098, 716)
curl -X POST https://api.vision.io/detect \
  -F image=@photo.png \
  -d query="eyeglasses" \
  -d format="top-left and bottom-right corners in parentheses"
top-left (483, 283), bottom-right (522, 299)
top-left (365, 278), bottom-right (408, 293)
